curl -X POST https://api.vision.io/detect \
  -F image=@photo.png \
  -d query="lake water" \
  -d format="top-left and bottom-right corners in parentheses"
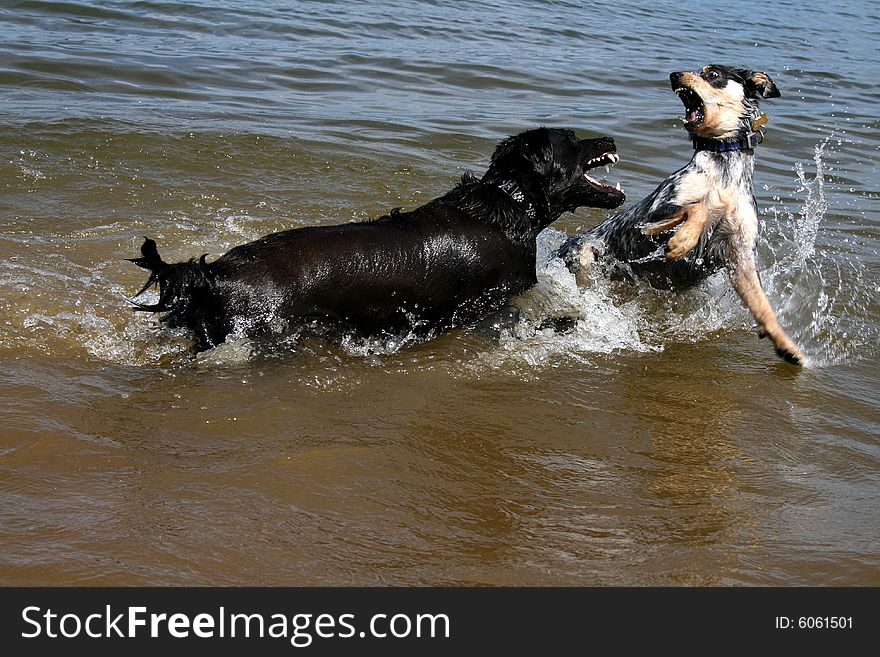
top-left (0, 0), bottom-right (878, 585)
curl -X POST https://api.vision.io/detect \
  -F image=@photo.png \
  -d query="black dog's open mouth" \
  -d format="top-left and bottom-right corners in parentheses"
top-left (674, 87), bottom-right (705, 127)
top-left (582, 150), bottom-right (622, 195)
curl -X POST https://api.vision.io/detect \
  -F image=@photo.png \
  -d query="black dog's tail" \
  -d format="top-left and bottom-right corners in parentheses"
top-left (127, 237), bottom-right (213, 327)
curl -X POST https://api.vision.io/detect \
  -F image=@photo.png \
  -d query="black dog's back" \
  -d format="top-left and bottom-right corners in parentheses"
top-left (208, 203), bottom-right (537, 335)
top-left (131, 198), bottom-right (536, 350)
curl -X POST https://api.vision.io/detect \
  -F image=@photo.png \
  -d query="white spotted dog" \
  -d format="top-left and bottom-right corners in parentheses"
top-left (558, 65), bottom-right (805, 365)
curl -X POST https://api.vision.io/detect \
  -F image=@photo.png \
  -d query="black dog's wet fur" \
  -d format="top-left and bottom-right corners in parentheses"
top-left (130, 128), bottom-right (624, 351)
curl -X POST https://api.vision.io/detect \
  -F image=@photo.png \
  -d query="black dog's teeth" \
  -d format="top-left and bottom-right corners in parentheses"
top-left (583, 152), bottom-right (622, 192)
top-left (584, 152), bottom-right (620, 170)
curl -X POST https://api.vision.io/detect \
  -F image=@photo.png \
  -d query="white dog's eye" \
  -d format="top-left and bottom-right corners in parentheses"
top-left (706, 69), bottom-right (720, 80)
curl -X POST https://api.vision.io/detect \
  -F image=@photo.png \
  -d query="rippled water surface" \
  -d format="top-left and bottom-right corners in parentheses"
top-left (1, 0), bottom-right (878, 585)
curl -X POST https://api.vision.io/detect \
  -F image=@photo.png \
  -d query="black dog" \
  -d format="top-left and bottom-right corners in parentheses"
top-left (130, 128), bottom-right (625, 351)
top-left (558, 65), bottom-right (805, 365)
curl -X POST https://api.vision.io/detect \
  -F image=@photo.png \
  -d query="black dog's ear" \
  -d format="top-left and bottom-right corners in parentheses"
top-left (745, 71), bottom-right (780, 99)
top-left (491, 128), bottom-right (549, 163)
top-left (490, 133), bottom-right (522, 165)
top-left (486, 128), bottom-right (552, 179)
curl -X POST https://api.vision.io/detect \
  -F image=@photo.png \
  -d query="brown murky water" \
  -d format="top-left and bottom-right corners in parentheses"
top-left (1, 0), bottom-right (878, 585)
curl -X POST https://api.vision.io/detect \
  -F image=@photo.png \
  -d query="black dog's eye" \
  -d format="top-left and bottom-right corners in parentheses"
top-left (706, 69), bottom-right (720, 81)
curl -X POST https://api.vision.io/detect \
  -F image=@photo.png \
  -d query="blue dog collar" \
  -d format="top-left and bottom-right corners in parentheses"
top-left (692, 131), bottom-right (763, 153)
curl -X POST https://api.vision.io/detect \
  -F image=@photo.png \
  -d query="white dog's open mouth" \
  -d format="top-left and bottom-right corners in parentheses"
top-left (674, 86), bottom-right (705, 127)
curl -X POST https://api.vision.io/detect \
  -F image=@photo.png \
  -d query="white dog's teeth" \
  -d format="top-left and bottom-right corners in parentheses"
top-left (605, 165), bottom-right (610, 174)
top-left (615, 182), bottom-right (622, 191)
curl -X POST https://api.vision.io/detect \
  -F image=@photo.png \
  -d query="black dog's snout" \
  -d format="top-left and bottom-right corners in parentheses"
top-left (582, 135), bottom-right (616, 152)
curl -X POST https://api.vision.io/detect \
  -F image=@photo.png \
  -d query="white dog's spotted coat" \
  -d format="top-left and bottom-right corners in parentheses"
top-left (559, 65), bottom-right (805, 364)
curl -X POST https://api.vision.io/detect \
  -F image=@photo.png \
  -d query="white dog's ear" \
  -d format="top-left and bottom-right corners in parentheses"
top-left (746, 71), bottom-right (780, 99)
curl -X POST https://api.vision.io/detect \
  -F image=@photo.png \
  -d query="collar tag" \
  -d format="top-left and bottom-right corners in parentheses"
top-left (751, 112), bottom-right (769, 131)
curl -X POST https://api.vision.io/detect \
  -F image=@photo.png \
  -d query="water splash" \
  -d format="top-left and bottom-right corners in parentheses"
top-left (472, 230), bottom-right (655, 373)
top-left (790, 138), bottom-right (829, 263)
top-left (471, 229), bottom-right (749, 373)
top-left (339, 325), bottom-right (436, 358)
top-left (761, 135), bottom-right (878, 367)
